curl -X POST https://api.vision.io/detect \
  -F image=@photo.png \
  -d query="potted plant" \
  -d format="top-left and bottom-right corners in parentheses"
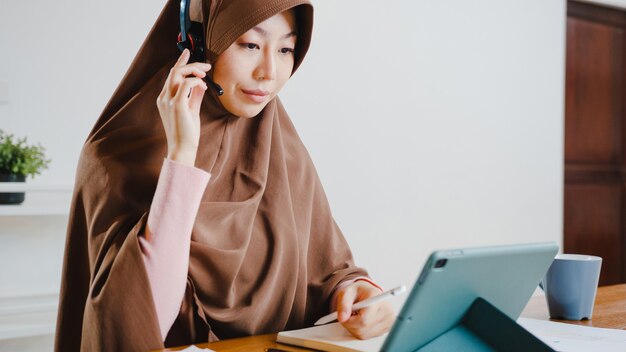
top-left (0, 129), bottom-right (50, 204)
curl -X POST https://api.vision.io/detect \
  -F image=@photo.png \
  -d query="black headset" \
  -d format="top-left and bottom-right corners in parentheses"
top-left (177, 0), bottom-right (224, 95)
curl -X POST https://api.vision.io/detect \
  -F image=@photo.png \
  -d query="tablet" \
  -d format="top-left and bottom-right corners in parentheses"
top-left (380, 242), bottom-right (558, 351)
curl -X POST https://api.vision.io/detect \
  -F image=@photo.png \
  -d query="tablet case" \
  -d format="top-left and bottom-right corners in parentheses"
top-left (416, 297), bottom-right (553, 352)
top-left (380, 242), bottom-right (559, 351)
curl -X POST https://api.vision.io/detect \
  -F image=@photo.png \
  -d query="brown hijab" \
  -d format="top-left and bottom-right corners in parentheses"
top-left (54, 0), bottom-right (368, 350)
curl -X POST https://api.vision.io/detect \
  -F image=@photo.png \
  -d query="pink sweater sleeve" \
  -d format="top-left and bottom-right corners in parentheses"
top-left (138, 158), bottom-right (210, 341)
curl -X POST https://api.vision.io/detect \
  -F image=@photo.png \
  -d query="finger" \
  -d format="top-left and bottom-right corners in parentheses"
top-left (345, 300), bottom-right (397, 340)
top-left (347, 284), bottom-right (379, 324)
top-left (189, 61), bottom-right (212, 71)
top-left (165, 50), bottom-right (192, 97)
top-left (189, 82), bottom-right (207, 114)
top-left (342, 316), bottom-right (369, 340)
top-left (172, 63), bottom-right (212, 78)
top-left (342, 315), bottom-right (379, 340)
top-left (341, 306), bottom-right (372, 331)
top-left (336, 286), bottom-right (357, 323)
top-left (176, 48), bottom-right (191, 66)
top-left (168, 64), bottom-right (212, 97)
top-left (342, 302), bottom-right (392, 339)
top-left (161, 53), bottom-right (188, 97)
top-left (173, 77), bottom-right (207, 107)
top-left (355, 305), bottom-right (375, 328)
top-left (363, 304), bottom-right (396, 338)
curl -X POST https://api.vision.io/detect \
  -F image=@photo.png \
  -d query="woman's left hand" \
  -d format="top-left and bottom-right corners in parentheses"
top-left (334, 280), bottom-right (396, 340)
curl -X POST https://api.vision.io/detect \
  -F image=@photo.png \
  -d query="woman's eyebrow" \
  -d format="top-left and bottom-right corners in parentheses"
top-left (252, 26), bottom-right (297, 39)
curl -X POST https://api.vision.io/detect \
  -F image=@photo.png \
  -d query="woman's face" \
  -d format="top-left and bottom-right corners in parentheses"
top-left (213, 10), bottom-right (297, 118)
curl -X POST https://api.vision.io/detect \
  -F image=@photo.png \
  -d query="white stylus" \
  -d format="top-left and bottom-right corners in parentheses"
top-left (314, 285), bottom-right (407, 326)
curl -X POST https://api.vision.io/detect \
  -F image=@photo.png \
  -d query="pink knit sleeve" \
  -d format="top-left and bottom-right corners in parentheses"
top-left (138, 158), bottom-right (210, 341)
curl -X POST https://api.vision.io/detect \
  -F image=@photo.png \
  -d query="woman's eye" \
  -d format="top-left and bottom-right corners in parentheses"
top-left (241, 43), bottom-right (259, 50)
top-left (280, 48), bottom-right (295, 54)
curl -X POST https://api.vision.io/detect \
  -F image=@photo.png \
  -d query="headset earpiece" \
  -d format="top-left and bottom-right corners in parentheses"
top-left (177, 0), bottom-right (223, 95)
top-left (177, 33), bottom-right (192, 50)
top-left (177, 24), bottom-right (204, 63)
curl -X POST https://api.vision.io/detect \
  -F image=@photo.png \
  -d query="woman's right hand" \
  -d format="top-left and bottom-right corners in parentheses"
top-left (156, 48), bottom-right (211, 166)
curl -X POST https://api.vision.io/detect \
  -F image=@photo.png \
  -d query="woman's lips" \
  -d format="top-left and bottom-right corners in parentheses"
top-left (241, 89), bottom-right (270, 103)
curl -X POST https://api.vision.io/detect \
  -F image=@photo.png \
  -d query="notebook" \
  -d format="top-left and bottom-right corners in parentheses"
top-left (276, 322), bottom-right (385, 352)
top-left (276, 242), bottom-right (558, 352)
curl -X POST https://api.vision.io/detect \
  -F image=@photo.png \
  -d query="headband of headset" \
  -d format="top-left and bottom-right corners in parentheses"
top-left (177, 0), bottom-right (205, 63)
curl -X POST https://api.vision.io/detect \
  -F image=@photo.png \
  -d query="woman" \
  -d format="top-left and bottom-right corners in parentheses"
top-left (55, 0), bottom-right (394, 351)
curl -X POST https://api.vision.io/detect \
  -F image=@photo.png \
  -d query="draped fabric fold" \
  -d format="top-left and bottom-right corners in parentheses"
top-left (55, 1), bottom-right (368, 351)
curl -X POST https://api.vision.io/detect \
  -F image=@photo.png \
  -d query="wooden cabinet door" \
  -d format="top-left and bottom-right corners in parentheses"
top-left (564, 1), bottom-right (626, 285)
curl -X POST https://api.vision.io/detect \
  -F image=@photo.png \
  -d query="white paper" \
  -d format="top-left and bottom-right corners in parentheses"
top-left (179, 345), bottom-right (215, 351)
top-left (517, 317), bottom-right (626, 352)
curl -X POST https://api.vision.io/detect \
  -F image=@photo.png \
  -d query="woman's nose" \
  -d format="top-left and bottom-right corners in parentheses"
top-left (254, 51), bottom-right (276, 81)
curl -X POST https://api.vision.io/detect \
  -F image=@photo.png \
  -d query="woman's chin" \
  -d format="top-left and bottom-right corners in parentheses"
top-left (227, 103), bottom-right (268, 118)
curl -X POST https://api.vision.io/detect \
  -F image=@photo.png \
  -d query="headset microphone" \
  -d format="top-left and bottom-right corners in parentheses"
top-left (177, 0), bottom-right (224, 96)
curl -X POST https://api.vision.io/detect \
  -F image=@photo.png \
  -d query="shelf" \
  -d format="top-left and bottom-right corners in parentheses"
top-left (0, 185), bottom-right (72, 216)
top-left (0, 204), bottom-right (70, 216)
top-left (0, 183), bottom-right (71, 193)
top-left (0, 293), bottom-right (58, 340)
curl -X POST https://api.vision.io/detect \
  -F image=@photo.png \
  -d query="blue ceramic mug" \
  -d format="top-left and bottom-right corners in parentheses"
top-left (540, 254), bottom-right (602, 320)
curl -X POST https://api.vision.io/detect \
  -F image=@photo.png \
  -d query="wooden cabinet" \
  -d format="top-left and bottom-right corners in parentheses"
top-left (564, 1), bottom-right (626, 285)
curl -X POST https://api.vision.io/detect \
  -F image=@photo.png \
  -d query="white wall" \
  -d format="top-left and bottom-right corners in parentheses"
top-left (0, 1), bottom-right (166, 186)
top-left (282, 0), bottom-right (565, 291)
top-left (0, 2), bottom-right (166, 348)
top-left (0, 0), bottom-right (565, 348)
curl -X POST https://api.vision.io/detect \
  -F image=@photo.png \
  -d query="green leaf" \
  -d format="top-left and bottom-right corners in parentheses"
top-left (0, 129), bottom-right (50, 178)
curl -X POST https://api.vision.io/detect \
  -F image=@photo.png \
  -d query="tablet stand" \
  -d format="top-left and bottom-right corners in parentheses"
top-left (416, 297), bottom-right (555, 352)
